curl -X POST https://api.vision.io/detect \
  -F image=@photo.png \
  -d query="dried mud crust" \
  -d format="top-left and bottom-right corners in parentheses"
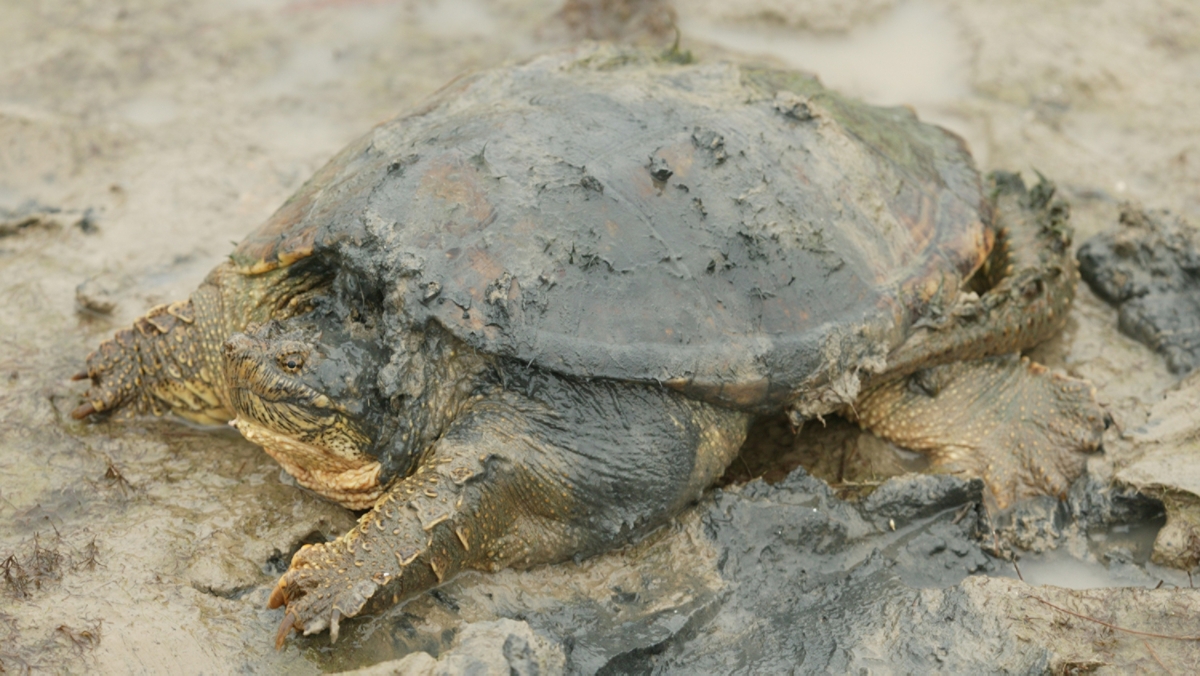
top-left (1114, 370), bottom-right (1200, 569)
top-left (1078, 205), bottom-right (1200, 374)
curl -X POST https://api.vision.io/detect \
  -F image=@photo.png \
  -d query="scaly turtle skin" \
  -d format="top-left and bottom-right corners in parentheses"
top-left (72, 44), bottom-right (1104, 645)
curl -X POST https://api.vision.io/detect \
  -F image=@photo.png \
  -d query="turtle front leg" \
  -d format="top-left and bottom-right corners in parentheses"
top-left (267, 447), bottom-right (478, 646)
top-left (72, 279), bottom-right (232, 425)
top-left (268, 380), bottom-right (749, 645)
top-left (851, 356), bottom-right (1106, 509)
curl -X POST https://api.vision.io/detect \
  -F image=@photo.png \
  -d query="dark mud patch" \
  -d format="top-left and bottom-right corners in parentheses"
top-left (985, 474), bottom-right (1166, 558)
top-left (721, 413), bottom-right (929, 496)
top-left (0, 202), bottom-right (96, 239)
top-left (1078, 205), bottom-right (1200, 374)
top-left (602, 470), bottom-right (995, 673)
top-left (337, 466), bottom-right (1200, 673)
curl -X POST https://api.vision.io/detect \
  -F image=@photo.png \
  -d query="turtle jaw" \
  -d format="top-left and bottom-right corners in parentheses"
top-left (222, 332), bottom-right (385, 509)
top-left (229, 416), bottom-right (384, 509)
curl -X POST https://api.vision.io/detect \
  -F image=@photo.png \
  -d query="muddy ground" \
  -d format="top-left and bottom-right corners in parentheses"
top-left (2, 0), bottom-right (1199, 673)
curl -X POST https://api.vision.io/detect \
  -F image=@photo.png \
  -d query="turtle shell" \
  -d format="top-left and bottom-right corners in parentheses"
top-left (232, 45), bottom-right (991, 411)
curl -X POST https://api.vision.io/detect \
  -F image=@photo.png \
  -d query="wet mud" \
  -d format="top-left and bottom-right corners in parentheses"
top-left (316, 470), bottom-right (1198, 673)
top-left (2, 0), bottom-right (1200, 673)
top-left (1078, 205), bottom-right (1200, 374)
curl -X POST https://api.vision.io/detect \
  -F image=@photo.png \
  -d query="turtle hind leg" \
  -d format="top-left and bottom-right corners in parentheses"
top-left (851, 356), bottom-right (1105, 509)
top-left (884, 172), bottom-right (1077, 378)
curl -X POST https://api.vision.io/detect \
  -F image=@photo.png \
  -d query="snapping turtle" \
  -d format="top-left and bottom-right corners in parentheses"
top-left (72, 45), bottom-right (1104, 644)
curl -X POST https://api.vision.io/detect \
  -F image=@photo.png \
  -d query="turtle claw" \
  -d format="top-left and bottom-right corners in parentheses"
top-left (274, 611), bottom-right (298, 650)
top-left (267, 579), bottom-right (287, 610)
top-left (267, 544), bottom-right (380, 648)
top-left (329, 609), bottom-right (342, 644)
top-left (70, 402), bottom-right (97, 420)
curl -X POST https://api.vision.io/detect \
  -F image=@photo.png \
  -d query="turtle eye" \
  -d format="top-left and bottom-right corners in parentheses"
top-left (278, 352), bottom-right (306, 373)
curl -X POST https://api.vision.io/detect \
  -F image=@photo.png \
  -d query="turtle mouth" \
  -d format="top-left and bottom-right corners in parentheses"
top-left (222, 331), bottom-right (381, 506)
top-left (228, 379), bottom-right (334, 416)
top-left (224, 360), bottom-right (340, 439)
top-left (230, 416), bottom-right (384, 509)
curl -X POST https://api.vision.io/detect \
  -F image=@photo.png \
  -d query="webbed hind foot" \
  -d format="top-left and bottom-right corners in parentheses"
top-left (853, 356), bottom-right (1105, 509)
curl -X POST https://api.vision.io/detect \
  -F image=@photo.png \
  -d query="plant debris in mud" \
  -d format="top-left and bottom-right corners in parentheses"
top-left (55, 620), bottom-right (103, 653)
top-left (0, 614), bottom-right (29, 674)
top-left (101, 456), bottom-right (132, 494)
top-left (1, 556), bottom-right (28, 599)
top-left (1, 535), bottom-right (62, 599)
top-left (0, 613), bottom-right (103, 675)
top-left (1, 531), bottom-right (105, 599)
top-left (76, 537), bottom-right (102, 572)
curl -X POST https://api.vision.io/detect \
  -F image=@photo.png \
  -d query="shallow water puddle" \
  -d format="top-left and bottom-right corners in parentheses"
top-left (998, 517), bottom-right (1196, 590)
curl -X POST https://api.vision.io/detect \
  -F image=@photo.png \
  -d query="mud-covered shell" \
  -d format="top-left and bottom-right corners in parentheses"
top-left (232, 45), bottom-right (991, 410)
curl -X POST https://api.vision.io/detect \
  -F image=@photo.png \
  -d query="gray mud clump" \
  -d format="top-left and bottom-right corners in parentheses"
top-left (1078, 205), bottom-right (1200, 374)
top-left (378, 468), bottom-right (1200, 674)
top-left (615, 470), bottom-right (1001, 673)
top-left (359, 470), bottom-right (1009, 673)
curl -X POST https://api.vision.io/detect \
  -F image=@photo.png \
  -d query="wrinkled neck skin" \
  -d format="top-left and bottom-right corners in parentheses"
top-left (371, 323), bottom-right (490, 483)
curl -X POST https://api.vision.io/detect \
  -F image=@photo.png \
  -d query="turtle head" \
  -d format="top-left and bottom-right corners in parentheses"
top-left (223, 317), bottom-right (395, 509)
